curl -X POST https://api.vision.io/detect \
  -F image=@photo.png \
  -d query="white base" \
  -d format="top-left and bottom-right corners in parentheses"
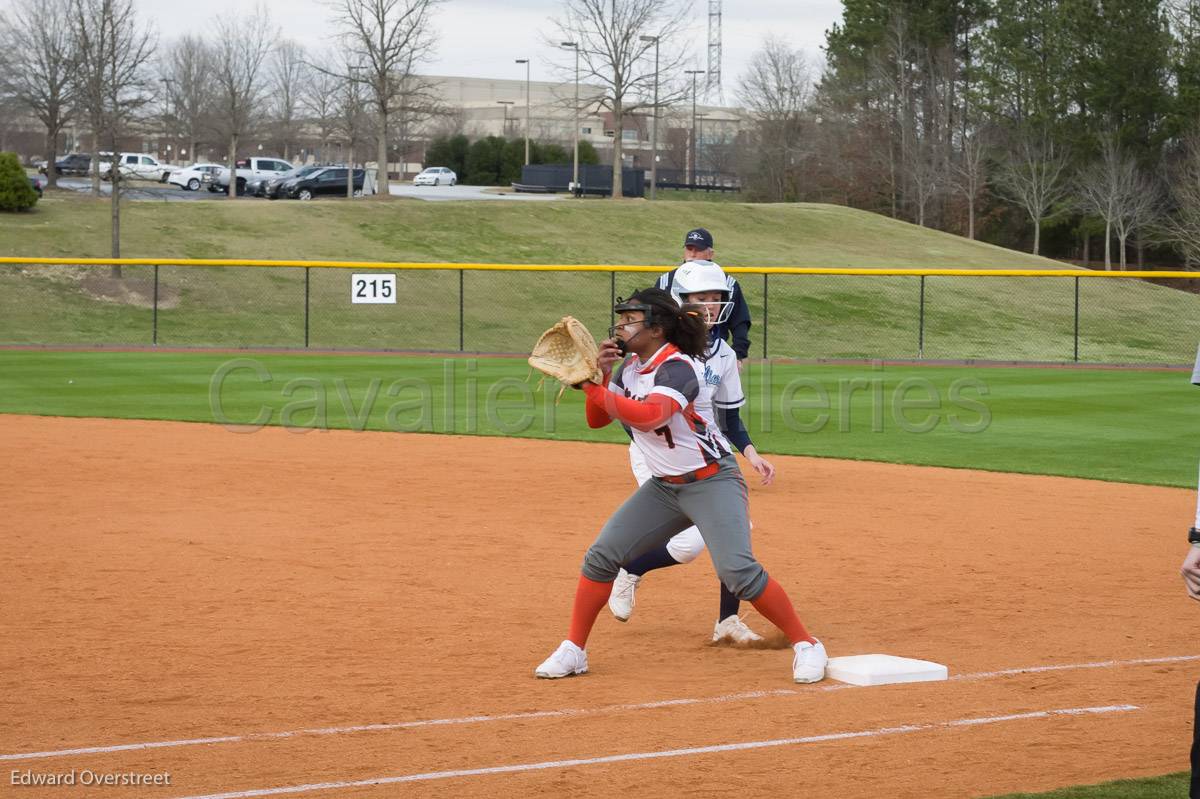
top-left (826, 654), bottom-right (949, 686)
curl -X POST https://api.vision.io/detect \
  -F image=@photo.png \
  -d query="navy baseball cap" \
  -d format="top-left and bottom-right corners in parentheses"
top-left (684, 228), bottom-right (714, 249)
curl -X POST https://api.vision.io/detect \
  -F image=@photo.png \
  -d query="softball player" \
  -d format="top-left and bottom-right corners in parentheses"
top-left (608, 260), bottom-right (775, 644)
top-left (535, 287), bottom-right (827, 683)
top-left (1177, 344), bottom-right (1200, 796)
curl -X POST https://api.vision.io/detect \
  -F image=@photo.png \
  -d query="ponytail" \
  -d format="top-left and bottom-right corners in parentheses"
top-left (672, 303), bottom-right (711, 358)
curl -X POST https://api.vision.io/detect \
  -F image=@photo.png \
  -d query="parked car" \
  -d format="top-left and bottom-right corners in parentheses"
top-left (261, 166), bottom-right (324, 199)
top-left (168, 163), bottom-right (224, 191)
top-left (413, 166), bottom-right (456, 186)
top-left (98, 152), bottom-right (174, 182)
top-left (40, 153), bottom-right (91, 176)
top-left (283, 167), bottom-right (366, 200)
top-left (206, 157), bottom-right (294, 194)
top-left (29, 174), bottom-right (47, 197)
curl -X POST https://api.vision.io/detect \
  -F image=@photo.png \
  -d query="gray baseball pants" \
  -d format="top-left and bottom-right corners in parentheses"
top-left (581, 456), bottom-right (769, 601)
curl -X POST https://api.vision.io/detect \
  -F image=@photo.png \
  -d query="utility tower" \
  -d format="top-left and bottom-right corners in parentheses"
top-left (706, 0), bottom-right (722, 102)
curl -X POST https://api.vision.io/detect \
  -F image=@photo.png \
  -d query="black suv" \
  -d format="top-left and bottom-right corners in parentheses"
top-left (284, 167), bottom-right (366, 200)
top-left (41, 153), bottom-right (92, 176)
top-left (262, 166), bottom-right (324, 199)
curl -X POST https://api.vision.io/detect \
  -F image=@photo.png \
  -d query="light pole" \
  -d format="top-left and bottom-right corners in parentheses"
top-left (497, 100), bottom-right (514, 137)
top-left (515, 58), bottom-right (531, 165)
top-left (639, 35), bottom-right (659, 200)
top-left (159, 78), bottom-right (174, 163)
top-left (685, 69), bottom-right (704, 187)
top-left (697, 112), bottom-right (709, 183)
top-left (561, 41), bottom-right (579, 194)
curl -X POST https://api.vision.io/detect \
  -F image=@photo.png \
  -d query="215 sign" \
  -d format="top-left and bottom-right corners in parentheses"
top-left (351, 273), bottom-right (397, 304)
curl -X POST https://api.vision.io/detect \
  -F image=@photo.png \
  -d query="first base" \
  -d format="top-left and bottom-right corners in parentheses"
top-left (826, 654), bottom-right (949, 686)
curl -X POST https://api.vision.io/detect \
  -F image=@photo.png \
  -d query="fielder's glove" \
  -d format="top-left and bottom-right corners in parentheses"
top-left (528, 316), bottom-right (603, 388)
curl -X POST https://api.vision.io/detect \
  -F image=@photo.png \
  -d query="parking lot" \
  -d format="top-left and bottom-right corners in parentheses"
top-left (49, 177), bottom-right (566, 202)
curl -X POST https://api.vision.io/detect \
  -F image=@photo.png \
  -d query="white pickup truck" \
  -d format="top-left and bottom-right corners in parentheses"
top-left (97, 152), bottom-right (176, 182)
top-left (205, 157), bottom-right (295, 194)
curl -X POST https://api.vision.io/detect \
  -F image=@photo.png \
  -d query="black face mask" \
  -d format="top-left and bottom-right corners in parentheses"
top-left (608, 318), bottom-right (650, 355)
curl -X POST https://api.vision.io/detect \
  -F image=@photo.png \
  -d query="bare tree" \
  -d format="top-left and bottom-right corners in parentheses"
top-left (1113, 171), bottom-right (1161, 270)
top-left (736, 36), bottom-right (812, 202)
top-left (993, 126), bottom-right (1071, 255)
top-left (269, 39), bottom-right (309, 162)
top-left (1075, 133), bottom-right (1126, 269)
top-left (1076, 133), bottom-right (1163, 270)
top-left (162, 35), bottom-right (215, 166)
top-left (300, 61), bottom-right (341, 163)
top-left (952, 124), bottom-right (989, 240)
top-left (327, 0), bottom-right (444, 198)
top-left (548, 0), bottom-right (691, 198)
top-left (391, 70), bottom-right (447, 177)
top-left (71, 0), bottom-right (156, 265)
top-left (1, 0), bottom-right (77, 189)
top-left (210, 6), bottom-right (276, 198)
top-left (1157, 135), bottom-right (1200, 268)
top-left (336, 62), bottom-right (372, 198)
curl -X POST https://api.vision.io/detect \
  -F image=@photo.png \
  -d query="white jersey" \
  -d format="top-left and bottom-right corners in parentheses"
top-left (695, 336), bottom-right (745, 424)
top-left (609, 343), bottom-right (732, 477)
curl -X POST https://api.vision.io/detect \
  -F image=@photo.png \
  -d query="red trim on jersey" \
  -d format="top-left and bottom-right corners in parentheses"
top-left (581, 381), bottom-right (680, 431)
top-left (636, 343), bottom-right (680, 375)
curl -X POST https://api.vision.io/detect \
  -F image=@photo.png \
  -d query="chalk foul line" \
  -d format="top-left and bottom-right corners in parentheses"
top-left (167, 704), bottom-right (1141, 799)
top-left (2, 653), bottom-right (1193, 763)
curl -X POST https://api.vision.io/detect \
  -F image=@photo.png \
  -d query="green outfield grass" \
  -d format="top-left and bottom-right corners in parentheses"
top-left (3, 351), bottom-right (1197, 488)
top-left (1, 194), bottom-right (1197, 362)
top-left (986, 772), bottom-right (1190, 798)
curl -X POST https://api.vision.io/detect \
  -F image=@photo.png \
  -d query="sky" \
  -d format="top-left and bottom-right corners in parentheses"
top-left (135, 0), bottom-right (844, 97)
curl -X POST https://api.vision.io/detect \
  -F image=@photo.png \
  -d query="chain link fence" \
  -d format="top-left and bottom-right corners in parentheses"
top-left (0, 261), bottom-right (1197, 364)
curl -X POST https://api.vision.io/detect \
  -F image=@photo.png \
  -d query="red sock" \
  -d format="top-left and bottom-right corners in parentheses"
top-left (750, 577), bottom-right (815, 645)
top-left (567, 574), bottom-right (613, 648)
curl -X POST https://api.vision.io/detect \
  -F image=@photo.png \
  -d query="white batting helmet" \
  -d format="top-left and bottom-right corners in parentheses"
top-left (671, 259), bottom-right (733, 326)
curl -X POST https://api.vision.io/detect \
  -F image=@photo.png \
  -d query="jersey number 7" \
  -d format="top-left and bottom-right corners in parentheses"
top-left (654, 426), bottom-right (676, 449)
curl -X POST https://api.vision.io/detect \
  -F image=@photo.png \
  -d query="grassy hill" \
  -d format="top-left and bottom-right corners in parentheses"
top-left (0, 193), bottom-right (1196, 361)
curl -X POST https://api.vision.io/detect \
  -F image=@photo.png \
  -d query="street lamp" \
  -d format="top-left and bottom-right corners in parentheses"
top-left (515, 58), bottom-right (531, 165)
top-left (639, 35), bottom-right (659, 200)
top-left (497, 100), bottom-right (515, 138)
top-left (159, 77), bottom-right (174, 163)
top-left (697, 112), bottom-right (711, 178)
top-left (685, 69), bottom-right (705, 187)
top-left (561, 41), bottom-right (580, 194)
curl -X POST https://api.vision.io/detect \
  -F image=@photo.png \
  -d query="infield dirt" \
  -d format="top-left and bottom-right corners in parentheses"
top-left (1, 415), bottom-right (1195, 798)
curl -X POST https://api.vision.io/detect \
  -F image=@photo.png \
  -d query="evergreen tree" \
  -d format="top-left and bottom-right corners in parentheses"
top-left (464, 136), bottom-right (507, 185)
top-left (424, 134), bottom-right (469, 179)
top-left (0, 152), bottom-right (38, 212)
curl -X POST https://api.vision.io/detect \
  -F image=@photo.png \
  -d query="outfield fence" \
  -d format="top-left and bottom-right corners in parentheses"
top-left (1, 258), bottom-right (1197, 365)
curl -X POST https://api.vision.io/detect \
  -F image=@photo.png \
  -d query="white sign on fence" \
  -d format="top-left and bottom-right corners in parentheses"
top-left (351, 273), bottom-right (396, 304)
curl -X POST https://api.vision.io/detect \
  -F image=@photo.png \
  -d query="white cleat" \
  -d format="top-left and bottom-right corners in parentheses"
top-left (712, 614), bottom-right (765, 644)
top-left (607, 569), bottom-right (641, 622)
top-left (535, 640), bottom-right (589, 679)
top-left (792, 639), bottom-right (828, 684)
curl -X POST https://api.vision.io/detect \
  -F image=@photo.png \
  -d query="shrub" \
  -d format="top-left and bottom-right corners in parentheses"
top-left (464, 136), bottom-right (506, 185)
top-left (424, 134), bottom-right (469, 179)
top-left (0, 151), bottom-right (38, 212)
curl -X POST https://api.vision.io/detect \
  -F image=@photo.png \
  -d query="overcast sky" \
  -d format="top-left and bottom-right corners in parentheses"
top-left (133, 0), bottom-right (844, 97)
